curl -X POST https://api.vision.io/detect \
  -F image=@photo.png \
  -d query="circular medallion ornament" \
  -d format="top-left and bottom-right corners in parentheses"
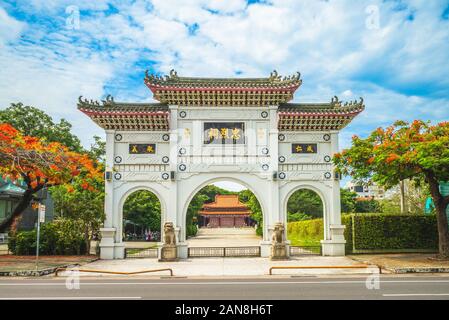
top-left (162, 134), bottom-right (170, 142)
top-left (161, 172), bottom-right (170, 180)
top-left (261, 111), bottom-right (269, 119)
top-left (279, 156), bottom-right (286, 163)
top-left (262, 147), bottom-right (269, 155)
top-left (279, 172), bottom-right (286, 180)
top-left (324, 172), bottom-right (332, 179)
top-left (324, 155), bottom-right (331, 163)
top-left (179, 111), bottom-right (187, 118)
top-left (115, 134), bottom-right (122, 141)
top-left (262, 164), bottom-right (269, 171)
top-left (323, 134), bottom-right (331, 141)
top-left (178, 147), bottom-right (186, 155)
top-left (179, 164), bottom-right (187, 171)
top-left (114, 172), bottom-right (122, 180)
top-left (278, 134), bottom-right (285, 142)
top-left (114, 156), bottom-right (122, 164)
top-left (162, 156), bottom-right (169, 164)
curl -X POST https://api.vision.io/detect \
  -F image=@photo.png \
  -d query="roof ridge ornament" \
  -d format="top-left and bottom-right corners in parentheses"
top-left (269, 70), bottom-right (281, 82)
top-left (169, 69), bottom-right (178, 79)
top-left (101, 94), bottom-right (115, 106)
top-left (330, 96), bottom-right (341, 107)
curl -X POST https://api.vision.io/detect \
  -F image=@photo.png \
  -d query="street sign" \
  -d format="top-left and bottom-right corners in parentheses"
top-left (38, 204), bottom-right (45, 223)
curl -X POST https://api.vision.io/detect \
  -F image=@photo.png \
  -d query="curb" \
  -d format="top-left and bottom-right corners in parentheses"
top-left (385, 267), bottom-right (449, 274)
top-left (0, 258), bottom-right (99, 277)
top-left (0, 264), bottom-right (80, 277)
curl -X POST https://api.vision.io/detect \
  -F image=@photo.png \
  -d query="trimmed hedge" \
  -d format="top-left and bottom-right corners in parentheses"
top-left (287, 218), bottom-right (323, 246)
top-left (8, 219), bottom-right (87, 255)
top-left (350, 214), bottom-right (438, 251)
top-left (287, 214), bottom-right (438, 252)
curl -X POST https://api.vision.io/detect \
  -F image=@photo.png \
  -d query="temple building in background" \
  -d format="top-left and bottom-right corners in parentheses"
top-left (199, 194), bottom-right (252, 228)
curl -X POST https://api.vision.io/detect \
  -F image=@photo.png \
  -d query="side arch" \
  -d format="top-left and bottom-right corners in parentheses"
top-left (115, 183), bottom-right (168, 243)
top-left (280, 182), bottom-right (331, 241)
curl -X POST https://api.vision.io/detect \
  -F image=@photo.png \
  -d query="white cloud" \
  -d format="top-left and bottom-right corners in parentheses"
top-left (0, 0), bottom-right (448, 150)
top-left (0, 7), bottom-right (24, 47)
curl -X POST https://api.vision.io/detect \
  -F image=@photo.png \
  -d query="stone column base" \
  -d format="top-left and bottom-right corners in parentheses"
top-left (99, 228), bottom-right (125, 259)
top-left (159, 245), bottom-right (178, 262)
top-left (114, 243), bottom-right (125, 259)
top-left (99, 228), bottom-right (115, 260)
top-left (321, 240), bottom-right (346, 256)
top-left (177, 242), bottom-right (189, 259)
top-left (259, 241), bottom-right (271, 258)
top-left (270, 243), bottom-right (289, 260)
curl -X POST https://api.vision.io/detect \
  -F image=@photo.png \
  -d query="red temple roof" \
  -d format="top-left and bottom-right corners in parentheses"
top-left (199, 194), bottom-right (251, 216)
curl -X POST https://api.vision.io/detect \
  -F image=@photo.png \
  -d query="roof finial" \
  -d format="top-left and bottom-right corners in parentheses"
top-left (169, 69), bottom-right (178, 79)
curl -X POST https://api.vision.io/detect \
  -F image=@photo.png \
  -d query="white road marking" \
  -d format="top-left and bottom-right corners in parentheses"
top-left (0, 297), bottom-right (142, 300)
top-left (1, 280), bottom-right (449, 286)
top-left (383, 293), bottom-right (449, 297)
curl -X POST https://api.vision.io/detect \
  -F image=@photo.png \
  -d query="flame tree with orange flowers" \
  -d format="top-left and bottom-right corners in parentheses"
top-left (0, 123), bottom-right (102, 234)
top-left (334, 120), bottom-right (449, 258)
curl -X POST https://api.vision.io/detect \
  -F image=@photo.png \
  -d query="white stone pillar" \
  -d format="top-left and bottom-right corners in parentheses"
top-left (168, 105), bottom-right (187, 258)
top-left (100, 130), bottom-right (123, 259)
top-left (321, 131), bottom-right (346, 256)
top-left (260, 106), bottom-right (280, 257)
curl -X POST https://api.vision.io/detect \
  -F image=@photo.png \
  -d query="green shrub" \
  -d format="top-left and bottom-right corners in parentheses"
top-left (350, 214), bottom-right (438, 251)
top-left (255, 224), bottom-right (263, 236)
top-left (8, 218), bottom-right (87, 255)
top-left (186, 224), bottom-right (198, 237)
top-left (287, 218), bottom-right (323, 246)
top-left (287, 213), bottom-right (438, 252)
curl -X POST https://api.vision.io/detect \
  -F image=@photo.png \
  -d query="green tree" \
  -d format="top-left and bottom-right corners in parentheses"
top-left (238, 189), bottom-right (263, 235)
top-left (355, 198), bottom-right (381, 213)
top-left (88, 135), bottom-right (106, 163)
top-left (0, 103), bottom-right (82, 152)
top-left (123, 190), bottom-right (161, 234)
top-left (340, 188), bottom-right (357, 213)
top-left (287, 189), bottom-right (323, 219)
top-left (334, 120), bottom-right (449, 258)
top-left (50, 175), bottom-right (105, 254)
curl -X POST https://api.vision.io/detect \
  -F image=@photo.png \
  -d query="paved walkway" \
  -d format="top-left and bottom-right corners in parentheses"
top-left (187, 227), bottom-right (261, 247)
top-left (57, 256), bottom-right (377, 277)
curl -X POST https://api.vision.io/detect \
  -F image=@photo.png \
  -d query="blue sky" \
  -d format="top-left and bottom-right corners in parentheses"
top-left (1, 0), bottom-right (449, 191)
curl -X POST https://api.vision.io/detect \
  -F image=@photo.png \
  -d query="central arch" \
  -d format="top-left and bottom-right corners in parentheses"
top-left (179, 175), bottom-right (270, 243)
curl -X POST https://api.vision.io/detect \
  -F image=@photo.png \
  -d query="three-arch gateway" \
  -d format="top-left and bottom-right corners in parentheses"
top-left (78, 70), bottom-right (364, 259)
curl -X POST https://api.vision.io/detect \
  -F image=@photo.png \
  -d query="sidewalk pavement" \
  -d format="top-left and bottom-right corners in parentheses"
top-left (349, 253), bottom-right (449, 274)
top-left (56, 256), bottom-right (378, 277)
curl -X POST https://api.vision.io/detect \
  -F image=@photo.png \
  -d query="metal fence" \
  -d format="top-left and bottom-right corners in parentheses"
top-left (289, 245), bottom-right (321, 256)
top-left (188, 246), bottom-right (261, 258)
top-left (125, 248), bottom-right (158, 259)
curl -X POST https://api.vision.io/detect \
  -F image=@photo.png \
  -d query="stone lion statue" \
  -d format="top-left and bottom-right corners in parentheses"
top-left (271, 222), bottom-right (285, 245)
top-left (163, 222), bottom-right (176, 246)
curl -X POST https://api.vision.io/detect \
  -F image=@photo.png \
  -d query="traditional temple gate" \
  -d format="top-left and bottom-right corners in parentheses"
top-left (78, 69), bottom-right (364, 260)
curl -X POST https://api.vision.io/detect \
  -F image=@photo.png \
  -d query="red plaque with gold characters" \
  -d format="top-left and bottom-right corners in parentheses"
top-left (203, 122), bottom-right (245, 145)
top-left (292, 143), bottom-right (317, 154)
top-left (129, 143), bottom-right (156, 154)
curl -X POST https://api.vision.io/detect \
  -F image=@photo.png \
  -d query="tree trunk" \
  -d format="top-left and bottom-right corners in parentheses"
top-left (400, 180), bottom-right (407, 213)
top-left (84, 226), bottom-right (91, 256)
top-left (0, 189), bottom-right (34, 233)
top-left (427, 175), bottom-right (449, 259)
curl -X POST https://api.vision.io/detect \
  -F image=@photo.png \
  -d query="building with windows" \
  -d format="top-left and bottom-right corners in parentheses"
top-left (0, 177), bottom-right (54, 239)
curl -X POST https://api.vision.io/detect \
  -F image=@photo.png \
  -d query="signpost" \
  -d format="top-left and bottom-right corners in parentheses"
top-left (36, 204), bottom-right (45, 270)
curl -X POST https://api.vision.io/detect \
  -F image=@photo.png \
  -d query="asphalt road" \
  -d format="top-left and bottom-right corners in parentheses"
top-left (1, 275), bottom-right (449, 300)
